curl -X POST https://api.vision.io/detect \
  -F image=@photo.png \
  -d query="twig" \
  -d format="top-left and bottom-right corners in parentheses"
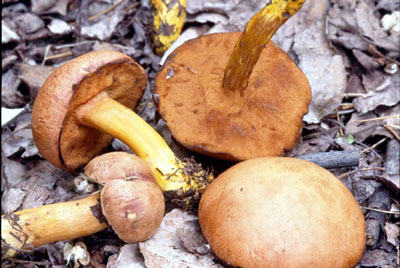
top-left (296, 151), bottom-right (360, 169)
top-left (361, 137), bottom-right (388, 153)
top-left (124, 1), bottom-right (141, 12)
top-left (355, 114), bottom-right (400, 123)
top-left (361, 206), bottom-right (400, 215)
top-left (54, 40), bottom-right (96, 50)
top-left (43, 50), bottom-right (73, 65)
top-left (343, 93), bottom-right (372, 98)
top-left (88, 0), bottom-right (125, 22)
top-left (384, 124), bottom-right (400, 141)
top-left (336, 109), bottom-right (344, 136)
top-left (337, 167), bottom-right (386, 179)
top-left (7, 259), bottom-right (51, 266)
top-left (386, 124), bottom-right (400, 130)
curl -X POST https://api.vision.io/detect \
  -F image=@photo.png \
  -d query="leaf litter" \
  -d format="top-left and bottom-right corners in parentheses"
top-left (1, 0), bottom-right (399, 267)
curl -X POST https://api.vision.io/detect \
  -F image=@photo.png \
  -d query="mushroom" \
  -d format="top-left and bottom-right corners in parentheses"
top-left (31, 50), bottom-right (213, 203)
top-left (198, 157), bottom-right (366, 268)
top-left (154, 0), bottom-right (311, 160)
top-left (86, 152), bottom-right (165, 243)
top-left (2, 152), bottom-right (165, 257)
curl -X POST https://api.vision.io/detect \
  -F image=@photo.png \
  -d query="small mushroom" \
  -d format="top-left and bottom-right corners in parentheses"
top-left (155, 0), bottom-right (311, 160)
top-left (1, 152), bottom-right (165, 256)
top-left (198, 157), bottom-right (366, 268)
top-left (86, 152), bottom-right (165, 243)
top-left (32, 50), bottom-right (213, 203)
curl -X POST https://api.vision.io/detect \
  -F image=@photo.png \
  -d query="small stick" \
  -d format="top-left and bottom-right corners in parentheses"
top-left (43, 51), bottom-right (73, 65)
top-left (336, 109), bottom-right (344, 136)
top-left (384, 124), bottom-right (400, 141)
top-left (88, 0), bottom-right (125, 22)
top-left (296, 151), bottom-right (360, 169)
top-left (337, 167), bottom-right (386, 179)
top-left (386, 124), bottom-right (400, 130)
top-left (343, 93), bottom-right (372, 98)
top-left (355, 115), bottom-right (400, 123)
top-left (360, 206), bottom-right (400, 215)
top-left (54, 41), bottom-right (96, 50)
top-left (361, 137), bottom-right (388, 153)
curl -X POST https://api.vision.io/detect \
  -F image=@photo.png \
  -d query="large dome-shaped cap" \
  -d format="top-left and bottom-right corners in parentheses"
top-left (155, 32), bottom-right (311, 161)
top-left (32, 50), bottom-right (147, 171)
top-left (199, 157), bottom-right (366, 268)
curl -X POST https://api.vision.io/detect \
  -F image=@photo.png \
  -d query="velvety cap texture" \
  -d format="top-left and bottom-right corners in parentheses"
top-left (199, 157), bottom-right (366, 268)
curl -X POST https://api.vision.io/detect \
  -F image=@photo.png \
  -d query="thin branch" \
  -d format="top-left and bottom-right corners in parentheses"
top-left (361, 206), bottom-right (400, 215)
top-left (361, 137), bottom-right (388, 153)
top-left (383, 124), bottom-right (400, 141)
top-left (355, 115), bottom-right (400, 123)
top-left (88, 0), bottom-right (125, 22)
top-left (337, 167), bottom-right (386, 179)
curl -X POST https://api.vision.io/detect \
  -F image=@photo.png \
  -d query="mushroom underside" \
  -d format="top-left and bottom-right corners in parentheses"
top-left (155, 32), bottom-right (311, 161)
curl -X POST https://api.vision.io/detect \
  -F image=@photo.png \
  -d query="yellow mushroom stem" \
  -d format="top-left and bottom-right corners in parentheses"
top-left (1, 192), bottom-right (106, 257)
top-left (75, 91), bottom-right (213, 201)
top-left (151, 0), bottom-right (187, 55)
top-left (223, 0), bottom-right (305, 94)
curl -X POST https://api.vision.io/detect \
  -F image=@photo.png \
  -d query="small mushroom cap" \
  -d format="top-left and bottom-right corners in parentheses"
top-left (155, 32), bottom-right (311, 161)
top-left (32, 50), bottom-right (147, 171)
top-left (85, 152), bottom-right (155, 185)
top-left (199, 157), bottom-right (366, 268)
top-left (101, 179), bottom-right (165, 243)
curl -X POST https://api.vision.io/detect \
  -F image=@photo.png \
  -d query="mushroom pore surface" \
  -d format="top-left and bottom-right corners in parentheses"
top-left (198, 157), bottom-right (366, 268)
top-left (155, 32), bottom-right (311, 161)
top-left (32, 50), bottom-right (147, 171)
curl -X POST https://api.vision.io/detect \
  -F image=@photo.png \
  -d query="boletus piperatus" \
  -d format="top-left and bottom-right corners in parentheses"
top-left (155, 0), bottom-right (311, 160)
top-left (31, 50), bottom-right (213, 204)
top-left (2, 152), bottom-right (165, 257)
top-left (198, 158), bottom-right (366, 268)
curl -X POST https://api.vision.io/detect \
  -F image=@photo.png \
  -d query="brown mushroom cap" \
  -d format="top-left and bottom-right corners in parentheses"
top-left (155, 32), bottom-right (311, 161)
top-left (198, 157), bottom-right (366, 268)
top-left (101, 178), bottom-right (165, 243)
top-left (32, 50), bottom-right (147, 171)
top-left (85, 152), bottom-right (165, 243)
top-left (84, 152), bottom-right (155, 185)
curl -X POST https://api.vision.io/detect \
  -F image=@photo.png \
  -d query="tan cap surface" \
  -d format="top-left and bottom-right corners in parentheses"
top-left (155, 32), bottom-right (311, 161)
top-left (32, 50), bottom-right (147, 171)
top-left (198, 157), bottom-right (366, 268)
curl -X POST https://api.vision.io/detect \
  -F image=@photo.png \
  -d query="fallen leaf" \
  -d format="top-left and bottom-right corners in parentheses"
top-left (47, 19), bottom-right (73, 35)
top-left (2, 69), bottom-right (26, 108)
top-left (1, 19), bottom-right (20, 43)
top-left (108, 244), bottom-right (146, 268)
top-left (19, 63), bottom-right (56, 101)
top-left (13, 12), bottom-right (45, 34)
top-left (384, 222), bottom-right (399, 247)
top-left (361, 249), bottom-right (397, 267)
top-left (139, 209), bottom-right (223, 268)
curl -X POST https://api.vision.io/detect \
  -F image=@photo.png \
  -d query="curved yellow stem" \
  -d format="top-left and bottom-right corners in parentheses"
top-left (223, 0), bottom-right (305, 94)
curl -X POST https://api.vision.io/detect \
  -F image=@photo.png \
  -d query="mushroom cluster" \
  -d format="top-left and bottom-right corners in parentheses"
top-left (31, 49), bottom-right (213, 203)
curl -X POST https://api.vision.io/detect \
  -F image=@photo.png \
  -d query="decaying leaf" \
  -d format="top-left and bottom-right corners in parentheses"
top-left (2, 69), bottom-right (26, 108)
top-left (353, 71), bottom-right (400, 114)
top-left (19, 64), bottom-right (57, 101)
top-left (384, 222), bottom-right (399, 247)
top-left (139, 209), bottom-right (223, 268)
top-left (108, 244), bottom-right (146, 268)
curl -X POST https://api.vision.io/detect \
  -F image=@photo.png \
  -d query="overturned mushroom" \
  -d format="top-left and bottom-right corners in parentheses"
top-left (32, 50), bottom-right (213, 204)
top-left (1, 152), bottom-right (165, 257)
top-left (198, 157), bottom-right (366, 268)
top-left (155, 0), bottom-right (311, 160)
